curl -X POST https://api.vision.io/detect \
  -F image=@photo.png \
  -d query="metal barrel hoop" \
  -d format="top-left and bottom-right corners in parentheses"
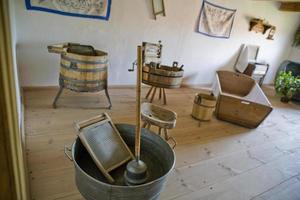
top-left (70, 61), bottom-right (78, 69)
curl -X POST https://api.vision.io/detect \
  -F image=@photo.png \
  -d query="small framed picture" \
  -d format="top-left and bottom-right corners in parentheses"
top-left (152, 0), bottom-right (166, 20)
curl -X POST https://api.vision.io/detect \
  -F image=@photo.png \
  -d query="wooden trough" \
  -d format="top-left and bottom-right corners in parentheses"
top-left (212, 71), bottom-right (273, 128)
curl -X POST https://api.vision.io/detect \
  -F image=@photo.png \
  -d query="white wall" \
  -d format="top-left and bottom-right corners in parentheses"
top-left (288, 47), bottom-right (300, 62)
top-left (14, 0), bottom-right (300, 87)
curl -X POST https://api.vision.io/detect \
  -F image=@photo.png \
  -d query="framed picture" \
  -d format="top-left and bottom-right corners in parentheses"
top-left (25, 0), bottom-right (112, 20)
top-left (152, 0), bottom-right (166, 20)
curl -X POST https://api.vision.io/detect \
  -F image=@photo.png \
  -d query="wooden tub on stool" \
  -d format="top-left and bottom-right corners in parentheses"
top-left (142, 64), bottom-right (184, 105)
top-left (141, 103), bottom-right (177, 148)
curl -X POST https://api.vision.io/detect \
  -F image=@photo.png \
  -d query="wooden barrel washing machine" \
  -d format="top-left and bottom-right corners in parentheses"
top-left (48, 43), bottom-right (112, 109)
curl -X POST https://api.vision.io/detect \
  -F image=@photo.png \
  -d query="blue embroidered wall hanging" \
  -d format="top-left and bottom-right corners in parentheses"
top-left (197, 0), bottom-right (236, 39)
top-left (25, 0), bottom-right (111, 20)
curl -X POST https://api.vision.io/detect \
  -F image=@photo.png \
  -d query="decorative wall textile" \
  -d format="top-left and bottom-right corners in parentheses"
top-left (25, 0), bottom-right (111, 20)
top-left (197, 0), bottom-right (236, 38)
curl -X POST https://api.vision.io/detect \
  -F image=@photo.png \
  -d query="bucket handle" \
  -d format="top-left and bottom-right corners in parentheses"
top-left (168, 136), bottom-right (177, 149)
top-left (194, 94), bottom-right (202, 104)
top-left (64, 145), bottom-right (73, 161)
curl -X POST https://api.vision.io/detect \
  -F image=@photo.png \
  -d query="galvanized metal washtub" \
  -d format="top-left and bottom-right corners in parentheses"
top-left (65, 123), bottom-right (175, 200)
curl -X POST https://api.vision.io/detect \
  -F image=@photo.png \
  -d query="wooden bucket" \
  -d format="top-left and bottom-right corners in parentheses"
top-left (59, 50), bottom-right (108, 92)
top-left (192, 93), bottom-right (216, 121)
top-left (142, 65), bottom-right (184, 89)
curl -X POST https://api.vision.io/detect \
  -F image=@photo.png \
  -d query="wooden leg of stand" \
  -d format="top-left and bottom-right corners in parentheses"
top-left (163, 128), bottom-right (169, 140)
top-left (150, 87), bottom-right (157, 103)
top-left (159, 88), bottom-right (162, 100)
top-left (105, 88), bottom-right (112, 109)
top-left (158, 127), bottom-right (162, 136)
top-left (163, 88), bottom-right (167, 105)
top-left (145, 86), bottom-right (153, 99)
top-left (146, 123), bottom-right (151, 129)
top-left (52, 87), bottom-right (64, 109)
top-left (142, 122), bottom-right (147, 128)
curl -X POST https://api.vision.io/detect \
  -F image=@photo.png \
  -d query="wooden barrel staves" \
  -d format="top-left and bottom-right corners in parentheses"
top-left (48, 43), bottom-right (112, 109)
top-left (192, 93), bottom-right (216, 121)
top-left (59, 50), bottom-right (108, 92)
top-left (142, 65), bottom-right (184, 89)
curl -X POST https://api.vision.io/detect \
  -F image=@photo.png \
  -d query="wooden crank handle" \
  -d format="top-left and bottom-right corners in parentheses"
top-left (128, 60), bottom-right (137, 72)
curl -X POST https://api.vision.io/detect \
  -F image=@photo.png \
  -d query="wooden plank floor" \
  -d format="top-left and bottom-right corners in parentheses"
top-left (24, 86), bottom-right (300, 200)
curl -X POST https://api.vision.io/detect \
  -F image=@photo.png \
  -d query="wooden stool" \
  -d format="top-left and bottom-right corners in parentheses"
top-left (141, 103), bottom-right (177, 148)
top-left (145, 86), bottom-right (167, 105)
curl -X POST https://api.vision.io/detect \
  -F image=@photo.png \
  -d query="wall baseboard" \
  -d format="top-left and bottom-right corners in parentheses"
top-left (22, 85), bottom-right (139, 91)
top-left (22, 84), bottom-right (274, 91)
top-left (22, 84), bottom-right (210, 91)
top-left (20, 88), bottom-right (31, 200)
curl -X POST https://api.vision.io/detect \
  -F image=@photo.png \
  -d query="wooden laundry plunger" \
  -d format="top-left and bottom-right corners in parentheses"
top-left (124, 46), bottom-right (148, 185)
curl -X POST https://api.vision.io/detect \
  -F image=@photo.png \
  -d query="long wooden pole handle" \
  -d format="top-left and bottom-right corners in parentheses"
top-left (135, 46), bottom-right (143, 161)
